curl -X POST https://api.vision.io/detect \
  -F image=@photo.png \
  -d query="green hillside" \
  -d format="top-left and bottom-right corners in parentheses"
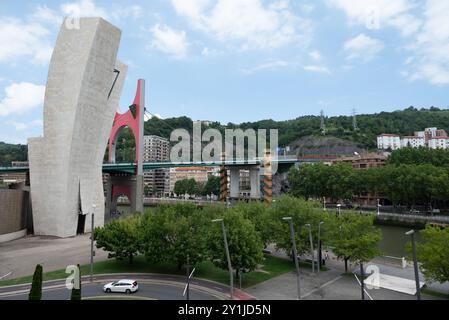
top-left (1, 107), bottom-right (449, 165)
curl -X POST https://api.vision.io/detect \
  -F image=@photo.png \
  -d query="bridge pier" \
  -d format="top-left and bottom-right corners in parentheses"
top-left (105, 174), bottom-right (144, 220)
top-left (250, 167), bottom-right (261, 199)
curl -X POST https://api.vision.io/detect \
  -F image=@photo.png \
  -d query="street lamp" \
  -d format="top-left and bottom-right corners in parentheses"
top-left (90, 204), bottom-right (97, 283)
top-left (184, 255), bottom-right (196, 301)
top-left (305, 224), bottom-right (315, 273)
top-left (317, 221), bottom-right (324, 272)
top-left (406, 230), bottom-right (421, 300)
top-left (337, 204), bottom-right (342, 216)
top-left (212, 219), bottom-right (233, 299)
top-left (283, 217), bottom-right (301, 300)
top-left (323, 197), bottom-right (327, 211)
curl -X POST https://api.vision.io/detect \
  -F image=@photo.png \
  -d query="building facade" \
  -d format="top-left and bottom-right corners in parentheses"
top-left (378, 127), bottom-right (449, 150)
top-left (332, 153), bottom-right (387, 206)
top-left (377, 134), bottom-right (401, 151)
top-left (169, 167), bottom-right (219, 195)
top-left (143, 135), bottom-right (170, 197)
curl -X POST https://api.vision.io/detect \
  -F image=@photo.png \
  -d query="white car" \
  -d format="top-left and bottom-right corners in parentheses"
top-left (103, 280), bottom-right (139, 294)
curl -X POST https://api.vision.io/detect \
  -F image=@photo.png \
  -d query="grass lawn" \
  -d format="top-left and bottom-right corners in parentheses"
top-left (0, 254), bottom-right (298, 289)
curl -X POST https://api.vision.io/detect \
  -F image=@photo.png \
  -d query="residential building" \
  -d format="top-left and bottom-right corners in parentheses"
top-left (332, 153), bottom-right (387, 206)
top-left (332, 153), bottom-right (387, 170)
top-left (378, 127), bottom-right (449, 150)
top-left (169, 167), bottom-right (219, 194)
top-left (377, 134), bottom-right (401, 150)
top-left (401, 136), bottom-right (426, 148)
top-left (143, 135), bottom-right (170, 197)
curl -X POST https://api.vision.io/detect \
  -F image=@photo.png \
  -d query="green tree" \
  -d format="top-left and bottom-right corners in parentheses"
top-left (268, 196), bottom-right (330, 260)
top-left (202, 176), bottom-right (221, 196)
top-left (289, 162), bottom-right (355, 201)
top-left (414, 225), bottom-right (449, 284)
top-left (174, 179), bottom-right (197, 196)
top-left (327, 213), bottom-right (381, 273)
top-left (70, 264), bottom-right (82, 300)
top-left (94, 215), bottom-right (141, 264)
top-left (141, 203), bottom-right (215, 269)
top-left (28, 264), bottom-right (43, 300)
top-left (208, 210), bottom-right (264, 277)
top-left (231, 202), bottom-right (273, 248)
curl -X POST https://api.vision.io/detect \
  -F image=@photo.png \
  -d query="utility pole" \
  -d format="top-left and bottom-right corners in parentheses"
top-left (352, 108), bottom-right (359, 131)
top-left (90, 211), bottom-right (95, 283)
top-left (306, 224), bottom-right (315, 273)
top-left (320, 110), bottom-right (326, 135)
top-left (283, 217), bottom-right (301, 300)
top-left (186, 255), bottom-right (190, 301)
top-left (213, 219), bottom-right (233, 299)
top-left (406, 230), bottom-right (422, 300)
top-left (360, 262), bottom-right (365, 300)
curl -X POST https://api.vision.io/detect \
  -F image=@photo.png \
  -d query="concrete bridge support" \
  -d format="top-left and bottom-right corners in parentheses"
top-left (228, 166), bottom-right (261, 201)
top-left (105, 175), bottom-right (143, 221)
top-left (230, 168), bottom-right (241, 199)
top-left (250, 167), bottom-right (261, 199)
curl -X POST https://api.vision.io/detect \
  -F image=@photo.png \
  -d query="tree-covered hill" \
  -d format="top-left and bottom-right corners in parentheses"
top-left (144, 106), bottom-right (449, 150)
top-left (1, 107), bottom-right (449, 164)
top-left (0, 142), bottom-right (28, 166)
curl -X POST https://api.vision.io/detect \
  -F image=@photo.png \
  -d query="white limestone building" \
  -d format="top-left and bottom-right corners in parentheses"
top-left (28, 18), bottom-right (127, 238)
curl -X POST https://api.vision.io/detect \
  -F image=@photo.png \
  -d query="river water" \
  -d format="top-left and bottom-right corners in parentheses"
top-left (377, 225), bottom-right (422, 258)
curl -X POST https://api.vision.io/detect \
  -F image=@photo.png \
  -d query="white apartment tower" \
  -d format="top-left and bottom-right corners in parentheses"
top-left (143, 135), bottom-right (170, 197)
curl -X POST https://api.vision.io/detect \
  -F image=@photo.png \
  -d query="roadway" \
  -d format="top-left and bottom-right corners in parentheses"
top-left (0, 274), bottom-right (253, 301)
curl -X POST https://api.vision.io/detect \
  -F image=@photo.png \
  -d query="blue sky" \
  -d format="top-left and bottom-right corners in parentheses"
top-left (1, 0), bottom-right (449, 144)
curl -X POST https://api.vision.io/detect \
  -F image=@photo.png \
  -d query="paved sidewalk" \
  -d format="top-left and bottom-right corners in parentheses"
top-left (0, 235), bottom-right (109, 280)
top-left (246, 268), bottom-right (442, 300)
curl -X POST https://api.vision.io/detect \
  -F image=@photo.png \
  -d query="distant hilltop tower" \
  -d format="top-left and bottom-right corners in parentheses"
top-left (320, 110), bottom-right (326, 135)
top-left (352, 108), bottom-right (359, 131)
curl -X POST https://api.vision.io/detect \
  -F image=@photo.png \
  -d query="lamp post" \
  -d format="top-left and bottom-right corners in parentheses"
top-left (360, 262), bottom-right (365, 300)
top-left (212, 219), bottom-right (233, 299)
top-left (406, 230), bottom-right (421, 300)
top-left (90, 204), bottom-right (97, 283)
top-left (337, 204), bottom-right (342, 216)
top-left (305, 224), bottom-right (315, 273)
top-left (323, 197), bottom-right (327, 211)
top-left (318, 221), bottom-right (324, 272)
top-left (283, 217), bottom-right (301, 300)
top-left (377, 199), bottom-right (381, 216)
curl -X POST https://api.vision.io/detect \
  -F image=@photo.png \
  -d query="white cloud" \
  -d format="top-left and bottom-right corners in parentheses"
top-left (407, 0), bottom-right (449, 85)
top-left (150, 24), bottom-right (188, 59)
top-left (344, 34), bottom-right (385, 62)
top-left (0, 18), bottom-right (53, 64)
top-left (328, 0), bottom-right (417, 32)
top-left (303, 65), bottom-right (331, 74)
top-left (0, 83), bottom-right (46, 117)
top-left (309, 50), bottom-right (322, 61)
top-left (171, 0), bottom-right (312, 50)
top-left (6, 119), bottom-right (43, 131)
top-left (241, 60), bottom-right (291, 74)
top-left (61, 0), bottom-right (107, 18)
top-left (110, 5), bottom-right (143, 21)
top-left (33, 5), bottom-right (63, 26)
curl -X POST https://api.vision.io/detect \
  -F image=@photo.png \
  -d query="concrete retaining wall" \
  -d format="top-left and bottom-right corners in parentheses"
top-left (0, 190), bottom-right (28, 236)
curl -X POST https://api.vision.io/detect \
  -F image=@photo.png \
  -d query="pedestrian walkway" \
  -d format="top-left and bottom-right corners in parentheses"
top-left (0, 235), bottom-right (109, 280)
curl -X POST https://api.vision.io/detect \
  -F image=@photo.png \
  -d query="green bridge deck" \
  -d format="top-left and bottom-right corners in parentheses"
top-left (0, 158), bottom-right (299, 175)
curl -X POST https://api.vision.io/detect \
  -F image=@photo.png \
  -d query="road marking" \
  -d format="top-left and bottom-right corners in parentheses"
top-left (300, 276), bottom-right (343, 300)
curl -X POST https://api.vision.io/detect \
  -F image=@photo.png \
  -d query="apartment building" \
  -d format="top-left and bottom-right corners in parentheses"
top-left (378, 127), bottom-right (449, 150)
top-left (143, 135), bottom-right (170, 197)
